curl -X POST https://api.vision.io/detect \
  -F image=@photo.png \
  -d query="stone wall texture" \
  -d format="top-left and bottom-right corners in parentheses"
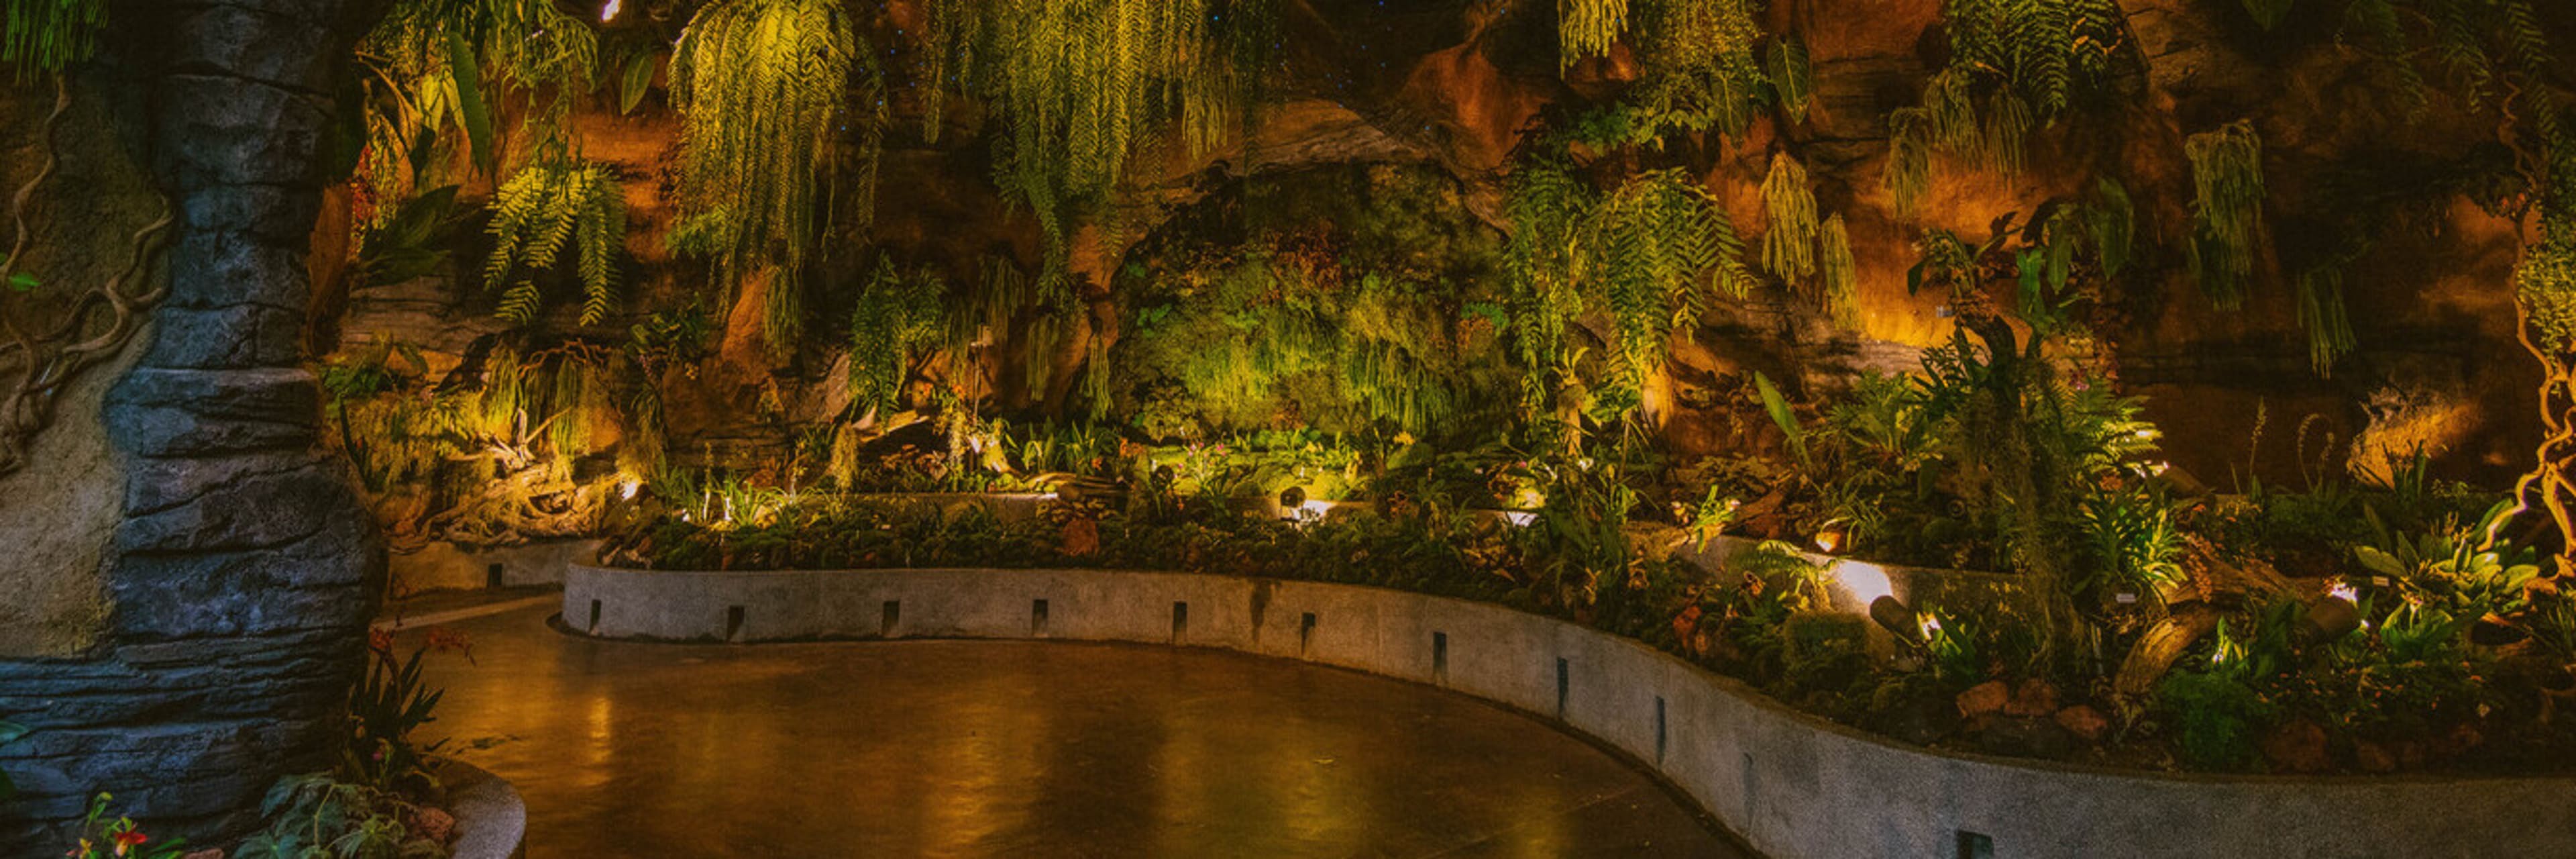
top-left (0, 1), bottom-right (388, 852)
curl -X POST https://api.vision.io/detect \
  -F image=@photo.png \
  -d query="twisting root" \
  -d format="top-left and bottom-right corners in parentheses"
top-left (0, 75), bottom-right (176, 476)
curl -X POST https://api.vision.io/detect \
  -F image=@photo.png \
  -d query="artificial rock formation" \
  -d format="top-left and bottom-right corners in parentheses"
top-left (0, 1), bottom-right (388, 852)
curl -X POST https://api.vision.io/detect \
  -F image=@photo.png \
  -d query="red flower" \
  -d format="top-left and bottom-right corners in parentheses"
top-left (112, 830), bottom-right (148, 856)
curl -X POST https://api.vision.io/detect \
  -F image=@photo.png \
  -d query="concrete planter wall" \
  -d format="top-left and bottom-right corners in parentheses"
top-left (564, 564), bottom-right (2574, 859)
top-left (439, 762), bottom-right (527, 859)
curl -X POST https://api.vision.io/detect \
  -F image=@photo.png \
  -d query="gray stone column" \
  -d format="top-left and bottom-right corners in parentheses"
top-left (0, 1), bottom-right (386, 852)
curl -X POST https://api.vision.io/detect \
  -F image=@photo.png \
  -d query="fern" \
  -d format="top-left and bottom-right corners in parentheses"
top-left (2186, 120), bottom-right (2266, 309)
top-left (483, 160), bottom-right (627, 326)
top-left (671, 0), bottom-right (873, 354)
top-left (847, 260), bottom-right (949, 419)
top-left (1507, 161), bottom-right (1749, 418)
top-left (1888, 0), bottom-right (2132, 201)
top-left (921, 0), bottom-right (1276, 293)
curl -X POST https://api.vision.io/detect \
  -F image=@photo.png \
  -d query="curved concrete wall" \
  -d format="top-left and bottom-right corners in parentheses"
top-left (566, 564), bottom-right (2576, 859)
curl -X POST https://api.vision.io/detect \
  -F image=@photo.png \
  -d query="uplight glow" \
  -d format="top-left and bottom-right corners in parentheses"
top-left (1832, 561), bottom-right (1895, 607)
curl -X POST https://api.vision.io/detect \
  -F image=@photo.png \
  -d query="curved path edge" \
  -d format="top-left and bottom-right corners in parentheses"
top-left (564, 564), bottom-right (2576, 859)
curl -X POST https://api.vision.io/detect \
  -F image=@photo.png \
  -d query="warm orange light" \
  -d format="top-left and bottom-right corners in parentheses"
top-left (1813, 527), bottom-right (1844, 554)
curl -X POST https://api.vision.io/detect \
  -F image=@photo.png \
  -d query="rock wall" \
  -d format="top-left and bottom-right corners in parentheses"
top-left (0, 0), bottom-right (387, 852)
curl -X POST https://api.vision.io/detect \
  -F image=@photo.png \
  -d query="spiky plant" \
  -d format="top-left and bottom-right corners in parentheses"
top-left (670, 0), bottom-right (878, 354)
top-left (483, 160), bottom-right (627, 326)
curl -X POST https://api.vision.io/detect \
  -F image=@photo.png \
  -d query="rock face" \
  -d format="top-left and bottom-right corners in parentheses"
top-left (0, 1), bottom-right (386, 852)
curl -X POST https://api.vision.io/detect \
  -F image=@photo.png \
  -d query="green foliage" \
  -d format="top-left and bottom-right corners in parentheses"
top-left (1600, 1), bottom-right (1811, 142)
top-left (2186, 121), bottom-right (2267, 310)
top-left (846, 260), bottom-right (949, 419)
top-left (671, 0), bottom-right (876, 354)
top-left (1506, 160), bottom-right (1749, 427)
top-left (923, 0), bottom-right (1275, 291)
top-left (1753, 371), bottom-right (1807, 466)
top-left (2, 0), bottom-right (103, 79)
top-left (356, 0), bottom-right (599, 205)
top-left (2157, 669), bottom-right (2272, 770)
top-left (1759, 153), bottom-right (1819, 280)
top-left (237, 775), bottom-right (448, 859)
top-left (346, 640), bottom-right (448, 792)
top-left (482, 162), bottom-right (626, 326)
top-left (2240, 0), bottom-right (2294, 29)
top-left (355, 186), bottom-right (462, 289)
top-left (1110, 165), bottom-right (1515, 441)
top-left (1885, 0), bottom-right (2131, 207)
top-left (58, 793), bottom-right (187, 859)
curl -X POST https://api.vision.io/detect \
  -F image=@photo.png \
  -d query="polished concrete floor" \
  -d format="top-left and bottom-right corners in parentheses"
top-left (398, 601), bottom-right (1741, 858)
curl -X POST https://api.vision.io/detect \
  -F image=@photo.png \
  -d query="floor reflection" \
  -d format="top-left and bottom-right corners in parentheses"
top-left (402, 604), bottom-right (1739, 857)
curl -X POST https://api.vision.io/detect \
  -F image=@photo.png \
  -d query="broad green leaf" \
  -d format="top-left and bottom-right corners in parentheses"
top-left (447, 31), bottom-right (496, 178)
top-left (2353, 545), bottom-right (2408, 578)
top-left (621, 51), bottom-right (657, 115)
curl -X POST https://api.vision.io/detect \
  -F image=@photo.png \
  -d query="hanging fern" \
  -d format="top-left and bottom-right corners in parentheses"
top-left (1567, 0), bottom-right (1802, 144)
top-left (1507, 161), bottom-right (1749, 417)
top-left (484, 160), bottom-right (627, 326)
top-left (1760, 152), bottom-right (1819, 280)
top-left (1818, 214), bottom-right (1859, 327)
top-left (3, 0), bottom-right (103, 78)
top-left (1558, 0), bottom-right (1631, 69)
top-left (670, 0), bottom-right (877, 354)
top-left (922, 0), bottom-right (1277, 292)
top-left (2186, 121), bottom-right (2266, 309)
top-left (847, 260), bottom-right (949, 419)
top-left (1886, 0), bottom-right (2132, 208)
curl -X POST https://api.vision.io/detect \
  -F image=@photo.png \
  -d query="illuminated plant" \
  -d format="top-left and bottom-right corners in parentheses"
top-left (918, 0), bottom-right (1276, 291)
top-left (1883, 0), bottom-right (2133, 211)
top-left (1506, 161), bottom-right (1750, 433)
top-left (669, 0), bottom-right (879, 354)
top-left (2185, 121), bottom-right (2267, 311)
top-left (2, 0), bottom-right (103, 79)
top-left (483, 160), bottom-right (627, 325)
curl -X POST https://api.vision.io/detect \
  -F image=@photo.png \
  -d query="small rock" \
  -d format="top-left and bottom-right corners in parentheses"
top-left (1956, 680), bottom-right (2010, 719)
top-left (2003, 679), bottom-right (2061, 717)
top-left (1976, 715), bottom-right (2075, 759)
top-left (2053, 705), bottom-right (2108, 743)
top-left (1059, 517), bottom-right (1100, 557)
top-left (2355, 740), bottom-right (2397, 773)
top-left (410, 806), bottom-right (457, 845)
top-left (2261, 720), bottom-right (2332, 773)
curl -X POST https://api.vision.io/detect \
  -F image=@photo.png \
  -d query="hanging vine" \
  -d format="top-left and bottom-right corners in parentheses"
top-left (669, 0), bottom-right (879, 356)
top-left (920, 0), bottom-right (1277, 292)
top-left (0, 78), bottom-right (170, 478)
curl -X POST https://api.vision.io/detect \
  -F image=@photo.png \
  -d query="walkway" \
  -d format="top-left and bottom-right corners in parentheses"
top-left (396, 601), bottom-right (1741, 857)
